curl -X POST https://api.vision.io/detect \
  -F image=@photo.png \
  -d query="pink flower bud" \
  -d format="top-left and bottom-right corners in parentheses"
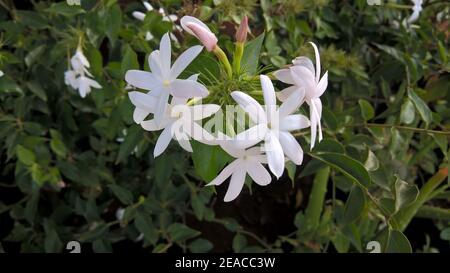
top-left (235, 16), bottom-right (248, 43)
top-left (181, 16), bottom-right (218, 52)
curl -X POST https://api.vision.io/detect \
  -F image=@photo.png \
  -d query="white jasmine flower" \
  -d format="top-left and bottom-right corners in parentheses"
top-left (207, 137), bottom-right (271, 202)
top-left (115, 208), bottom-right (125, 221)
top-left (145, 31), bottom-right (154, 41)
top-left (125, 33), bottom-right (207, 125)
top-left (231, 75), bottom-right (309, 178)
top-left (0, 70), bottom-right (4, 77)
top-left (65, 49), bottom-right (102, 98)
top-left (274, 42), bottom-right (328, 149)
top-left (133, 95), bottom-right (219, 157)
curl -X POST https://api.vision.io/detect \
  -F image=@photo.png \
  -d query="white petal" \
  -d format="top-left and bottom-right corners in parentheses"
top-left (170, 79), bottom-right (208, 98)
top-left (246, 162), bottom-right (271, 186)
top-left (170, 45), bottom-right (203, 80)
top-left (180, 16), bottom-right (212, 37)
top-left (189, 122), bottom-right (216, 145)
top-left (159, 33), bottom-right (171, 76)
top-left (187, 74), bottom-right (199, 81)
top-left (278, 131), bottom-right (303, 165)
top-left (231, 91), bottom-right (267, 124)
top-left (143, 1), bottom-right (153, 11)
top-left (312, 98), bottom-right (323, 141)
top-left (227, 124), bottom-right (267, 150)
top-left (265, 131), bottom-right (285, 179)
top-left (280, 114), bottom-right (310, 132)
top-left (273, 69), bottom-right (295, 84)
top-left (224, 167), bottom-right (246, 202)
top-left (128, 91), bottom-right (157, 112)
top-left (153, 92), bottom-right (170, 126)
top-left (292, 56), bottom-right (315, 75)
top-left (260, 75), bottom-right (277, 122)
top-left (132, 11), bottom-right (146, 21)
top-left (278, 88), bottom-right (304, 118)
top-left (148, 50), bottom-right (163, 79)
top-left (191, 104), bottom-right (220, 121)
top-left (309, 42), bottom-right (321, 83)
top-left (125, 70), bottom-right (159, 91)
top-left (206, 160), bottom-right (239, 186)
top-left (153, 126), bottom-right (174, 157)
top-left (309, 102), bottom-right (318, 149)
top-left (276, 86), bottom-right (299, 102)
top-left (290, 66), bottom-right (315, 92)
top-left (141, 119), bottom-right (166, 131)
top-left (176, 133), bottom-right (193, 152)
top-left (133, 108), bottom-right (149, 124)
top-left (316, 71), bottom-right (328, 97)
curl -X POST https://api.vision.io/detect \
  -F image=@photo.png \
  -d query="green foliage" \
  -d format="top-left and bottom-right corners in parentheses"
top-left (0, 0), bottom-right (448, 254)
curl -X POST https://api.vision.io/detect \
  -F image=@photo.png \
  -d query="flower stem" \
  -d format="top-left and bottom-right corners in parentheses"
top-left (347, 123), bottom-right (450, 135)
top-left (232, 42), bottom-right (244, 74)
top-left (213, 46), bottom-right (232, 79)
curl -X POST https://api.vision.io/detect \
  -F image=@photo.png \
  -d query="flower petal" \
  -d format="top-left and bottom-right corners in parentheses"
top-left (278, 88), bottom-right (304, 118)
top-left (180, 16), bottom-right (213, 36)
top-left (309, 42), bottom-right (321, 83)
top-left (231, 91), bottom-right (267, 124)
top-left (176, 133), bottom-right (193, 152)
top-left (246, 162), bottom-right (271, 186)
top-left (148, 50), bottom-right (163, 79)
top-left (227, 124), bottom-right (267, 150)
top-left (128, 91), bottom-right (157, 112)
top-left (224, 166), bottom-right (246, 202)
top-left (290, 66), bottom-right (315, 92)
top-left (153, 126), bottom-right (174, 157)
top-left (280, 114), bottom-right (310, 132)
top-left (260, 75), bottom-right (277, 122)
top-left (273, 69), bottom-right (295, 84)
top-left (278, 131), bottom-right (303, 165)
top-left (133, 108), bottom-right (149, 124)
top-left (316, 71), bottom-right (328, 97)
top-left (206, 159), bottom-right (239, 186)
top-left (159, 33), bottom-right (171, 77)
top-left (265, 131), bottom-right (285, 179)
top-left (276, 86), bottom-right (299, 102)
top-left (170, 79), bottom-right (208, 98)
top-left (191, 104), bottom-right (220, 121)
top-left (125, 70), bottom-right (159, 91)
top-left (292, 56), bottom-right (315, 75)
top-left (170, 45), bottom-right (203, 80)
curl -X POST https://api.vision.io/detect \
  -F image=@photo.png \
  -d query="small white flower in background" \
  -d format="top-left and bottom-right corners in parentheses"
top-left (231, 75), bottom-right (309, 178)
top-left (207, 136), bottom-right (271, 202)
top-left (65, 49), bottom-right (102, 98)
top-left (407, 0), bottom-right (423, 24)
top-left (0, 70), bottom-right (4, 77)
top-left (125, 33), bottom-right (208, 126)
top-left (115, 208), bottom-right (125, 221)
top-left (274, 42), bottom-right (328, 149)
top-left (132, 1), bottom-right (181, 42)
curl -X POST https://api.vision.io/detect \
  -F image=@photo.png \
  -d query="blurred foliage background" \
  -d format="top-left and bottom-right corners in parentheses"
top-left (0, 0), bottom-right (449, 253)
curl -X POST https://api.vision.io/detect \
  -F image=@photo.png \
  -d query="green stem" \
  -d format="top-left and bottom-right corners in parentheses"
top-left (232, 42), bottom-right (244, 74)
top-left (347, 123), bottom-right (450, 136)
top-left (213, 46), bottom-right (232, 79)
top-left (303, 167), bottom-right (330, 232)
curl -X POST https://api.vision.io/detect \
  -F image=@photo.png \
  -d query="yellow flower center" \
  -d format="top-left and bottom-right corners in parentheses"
top-left (163, 80), bottom-right (170, 87)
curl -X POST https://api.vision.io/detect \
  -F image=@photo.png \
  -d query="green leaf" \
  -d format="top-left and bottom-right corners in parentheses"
top-left (108, 184), bottom-right (133, 205)
top-left (16, 145), bottom-right (36, 166)
top-left (134, 212), bottom-right (158, 244)
top-left (191, 141), bottom-right (231, 182)
top-left (400, 99), bottom-right (415, 124)
top-left (115, 124), bottom-right (143, 164)
top-left (285, 161), bottom-right (296, 185)
top-left (358, 99), bottom-right (374, 121)
top-left (105, 4), bottom-right (122, 44)
top-left (303, 167), bottom-right (330, 231)
top-left (385, 230), bottom-right (412, 253)
top-left (407, 88), bottom-right (432, 126)
top-left (26, 81), bottom-right (47, 101)
top-left (241, 33), bottom-right (265, 76)
top-left (364, 149), bottom-right (379, 172)
top-left (121, 45), bottom-right (139, 77)
top-left (311, 152), bottom-right (371, 188)
top-left (168, 223), bottom-right (201, 242)
top-left (342, 185), bottom-right (366, 225)
top-left (232, 234), bottom-right (248, 252)
top-left (50, 129), bottom-right (67, 158)
top-left (313, 139), bottom-right (345, 154)
top-left (45, 2), bottom-right (85, 16)
top-left (188, 238), bottom-right (213, 253)
top-left (394, 176), bottom-right (419, 212)
top-left (44, 227), bottom-right (62, 253)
